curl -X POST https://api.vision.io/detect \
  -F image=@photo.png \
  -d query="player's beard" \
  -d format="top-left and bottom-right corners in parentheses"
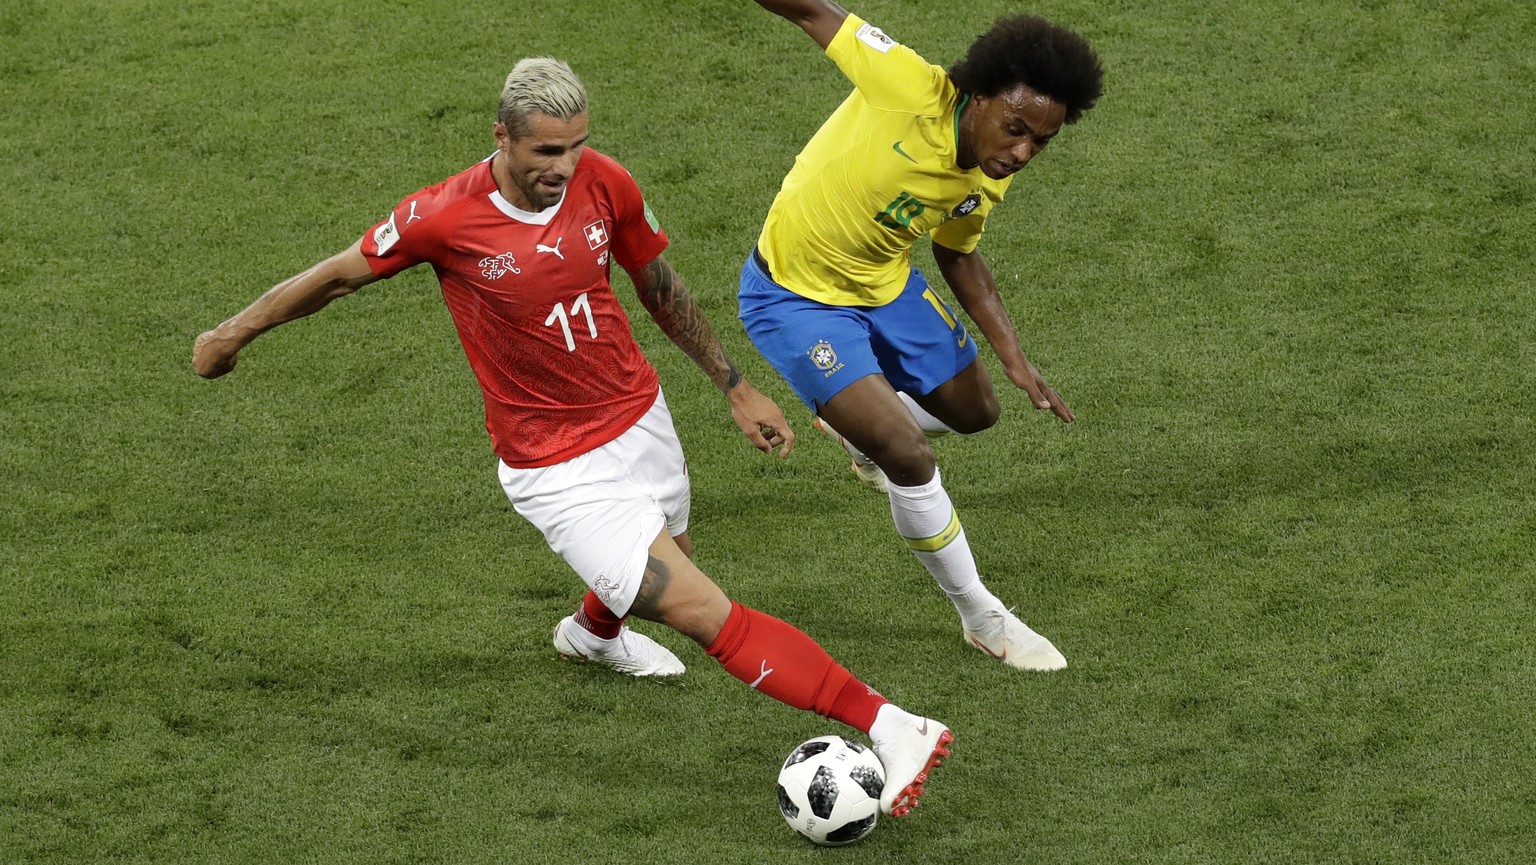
top-left (516, 173), bottom-right (566, 211)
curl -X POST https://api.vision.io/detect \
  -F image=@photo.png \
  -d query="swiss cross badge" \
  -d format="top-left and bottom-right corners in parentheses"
top-left (584, 221), bottom-right (608, 250)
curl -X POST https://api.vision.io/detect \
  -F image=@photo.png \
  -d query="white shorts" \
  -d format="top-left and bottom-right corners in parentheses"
top-left (497, 390), bottom-right (691, 617)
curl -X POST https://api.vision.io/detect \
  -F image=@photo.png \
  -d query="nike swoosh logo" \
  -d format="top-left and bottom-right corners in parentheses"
top-left (970, 636), bottom-right (1006, 660)
top-left (916, 719), bottom-right (929, 735)
top-left (892, 140), bottom-right (917, 163)
top-left (957, 331), bottom-right (968, 348)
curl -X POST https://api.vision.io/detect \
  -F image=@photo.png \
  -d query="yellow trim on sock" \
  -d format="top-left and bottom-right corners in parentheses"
top-left (902, 511), bottom-right (962, 553)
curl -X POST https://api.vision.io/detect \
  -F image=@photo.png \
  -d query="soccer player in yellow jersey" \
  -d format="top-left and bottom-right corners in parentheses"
top-left (740, 1), bottom-right (1103, 671)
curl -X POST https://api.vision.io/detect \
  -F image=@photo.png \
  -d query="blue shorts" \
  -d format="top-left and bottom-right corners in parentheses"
top-left (738, 250), bottom-right (979, 412)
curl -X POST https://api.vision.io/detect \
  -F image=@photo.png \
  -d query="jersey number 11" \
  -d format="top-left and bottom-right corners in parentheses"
top-left (545, 292), bottom-right (597, 352)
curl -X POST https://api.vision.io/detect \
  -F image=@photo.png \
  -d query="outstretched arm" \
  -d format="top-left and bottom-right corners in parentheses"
top-left (192, 239), bottom-right (380, 379)
top-left (750, 0), bottom-right (849, 49)
top-left (627, 254), bottom-right (795, 457)
top-left (932, 242), bottom-right (1075, 423)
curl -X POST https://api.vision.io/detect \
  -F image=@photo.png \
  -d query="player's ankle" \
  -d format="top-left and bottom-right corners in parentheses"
top-left (869, 703), bottom-right (920, 743)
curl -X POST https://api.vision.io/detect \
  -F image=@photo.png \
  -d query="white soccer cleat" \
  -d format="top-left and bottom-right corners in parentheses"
top-left (552, 616), bottom-right (685, 677)
top-left (813, 416), bottom-right (889, 493)
top-left (963, 608), bottom-right (1068, 672)
top-left (871, 714), bottom-right (953, 817)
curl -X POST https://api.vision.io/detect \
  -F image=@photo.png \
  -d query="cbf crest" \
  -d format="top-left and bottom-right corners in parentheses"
top-left (951, 193), bottom-right (982, 218)
top-left (809, 341), bottom-right (844, 378)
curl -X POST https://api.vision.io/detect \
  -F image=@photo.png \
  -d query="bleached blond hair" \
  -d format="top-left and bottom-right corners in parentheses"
top-left (498, 57), bottom-right (588, 138)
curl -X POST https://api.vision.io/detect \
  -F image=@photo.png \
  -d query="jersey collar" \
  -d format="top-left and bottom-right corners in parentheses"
top-left (489, 187), bottom-right (566, 225)
top-left (952, 93), bottom-right (971, 168)
top-left (483, 153), bottom-right (568, 225)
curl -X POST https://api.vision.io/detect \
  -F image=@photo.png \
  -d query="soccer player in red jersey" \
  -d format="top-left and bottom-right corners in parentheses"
top-left (192, 58), bottom-right (950, 817)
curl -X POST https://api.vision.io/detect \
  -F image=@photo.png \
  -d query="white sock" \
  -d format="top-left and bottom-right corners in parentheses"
top-left (885, 467), bottom-right (1001, 630)
top-left (897, 391), bottom-right (957, 436)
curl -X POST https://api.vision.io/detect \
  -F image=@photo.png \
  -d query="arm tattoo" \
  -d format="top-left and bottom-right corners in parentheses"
top-left (636, 256), bottom-right (741, 392)
top-left (628, 554), bottom-right (675, 621)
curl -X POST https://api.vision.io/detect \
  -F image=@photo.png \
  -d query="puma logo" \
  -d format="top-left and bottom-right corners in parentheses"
top-left (536, 237), bottom-right (565, 259)
top-left (405, 200), bottom-right (422, 223)
top-left (749, 659), bottom-right (774, 689)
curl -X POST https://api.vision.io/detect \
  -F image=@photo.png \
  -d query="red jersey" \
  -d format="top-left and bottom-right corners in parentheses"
top-left (360, 149), bottom-right (669, 468)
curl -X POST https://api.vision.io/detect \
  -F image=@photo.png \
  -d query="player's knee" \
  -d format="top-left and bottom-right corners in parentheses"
top-left (948, 396), bottom-right (1000, 434)
top-left (654, 585), bottom-right (731, 646)
top-left (872, 433), bottom-right (937, 486)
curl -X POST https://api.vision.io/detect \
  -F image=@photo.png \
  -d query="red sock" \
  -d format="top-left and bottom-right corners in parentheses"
top-left (706, 601), bottom-right (888, 733)
top-left (573, 590), bottom-right (624, 639)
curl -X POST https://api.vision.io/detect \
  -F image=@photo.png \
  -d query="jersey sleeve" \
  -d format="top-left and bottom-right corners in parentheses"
top-left (930, 213), bottom-right (987, 254)
top-left (359, 182), bottom-right (450, 279)
top-left (825, 13), bottom-right (949, 115)
top-left (603, 165), bottom-right (669, 271)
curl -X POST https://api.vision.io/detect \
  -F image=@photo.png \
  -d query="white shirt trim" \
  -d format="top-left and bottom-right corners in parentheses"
top-left (489, 188), bottom-right (566, 225)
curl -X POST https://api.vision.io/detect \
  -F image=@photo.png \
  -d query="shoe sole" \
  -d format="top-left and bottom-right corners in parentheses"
top-left (555, 647), bottom-right (683, 676)
top-left (887, 729), bottom-right (954, 818)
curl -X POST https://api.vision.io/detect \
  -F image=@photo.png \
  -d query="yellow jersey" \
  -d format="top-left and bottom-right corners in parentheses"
top-left (757, 13), bottom-right (1014, 307)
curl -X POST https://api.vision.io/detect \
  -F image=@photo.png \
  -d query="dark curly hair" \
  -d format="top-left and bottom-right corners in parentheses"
top-left (948, 15), bottom-right (1103, 124)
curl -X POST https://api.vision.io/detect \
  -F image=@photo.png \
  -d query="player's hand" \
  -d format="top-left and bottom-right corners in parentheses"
top-left (192, 329), bottom-right (241, 379)
top-left (727, 380), bottom-right (796, 457)
top-left (1008, 359), bottom-right (1075, 423)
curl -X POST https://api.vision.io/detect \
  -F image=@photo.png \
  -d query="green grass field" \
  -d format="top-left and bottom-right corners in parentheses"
top-left (3, 0), bottom-right (1533, 862)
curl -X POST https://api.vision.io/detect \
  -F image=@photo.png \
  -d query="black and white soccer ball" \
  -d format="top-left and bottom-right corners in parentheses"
top-left (775, 735), bottom-right (885, 846)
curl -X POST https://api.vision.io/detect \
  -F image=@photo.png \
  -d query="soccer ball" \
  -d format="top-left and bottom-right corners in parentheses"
top-left (775, 735), bottom-right (885, 846)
